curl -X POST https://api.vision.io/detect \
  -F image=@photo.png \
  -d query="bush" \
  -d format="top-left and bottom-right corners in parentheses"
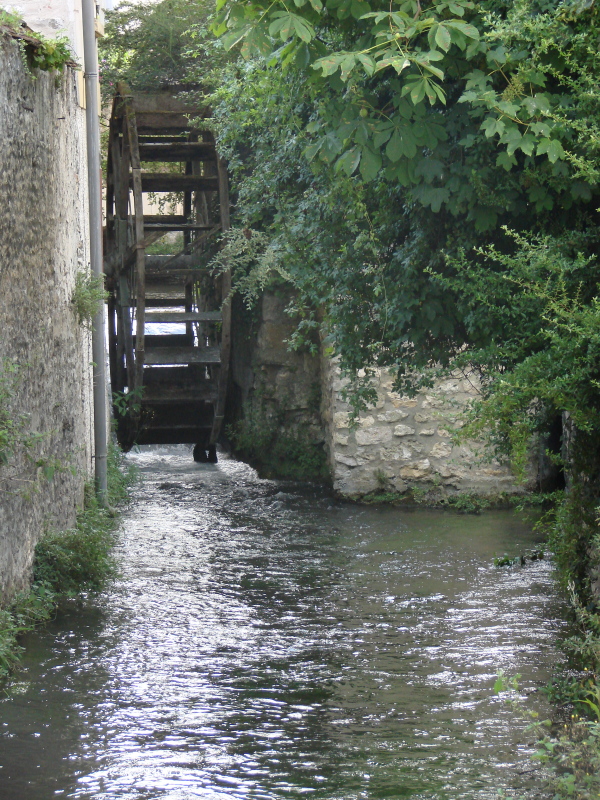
top-left (33, 494), bottom-right (117, 596)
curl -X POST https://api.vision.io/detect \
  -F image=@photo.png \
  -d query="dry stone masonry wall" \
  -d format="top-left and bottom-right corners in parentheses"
top-left (0, 36), bottom-right (93, 601)
top-left (322, 361), bottom-right (523, 500)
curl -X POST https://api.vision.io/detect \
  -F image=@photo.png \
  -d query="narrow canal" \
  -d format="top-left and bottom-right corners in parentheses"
top-left (0, 448), bottom-right (567, 799)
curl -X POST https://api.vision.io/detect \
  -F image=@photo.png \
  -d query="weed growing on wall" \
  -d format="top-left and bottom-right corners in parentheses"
top-left (0, 441), bottom-right (136, 682)
top-left (72, 270), bottom-right (108, 327)
top-left (0, 10), bottom-right (74, 74)
top-left (0, 360), bottom-right (79, 494)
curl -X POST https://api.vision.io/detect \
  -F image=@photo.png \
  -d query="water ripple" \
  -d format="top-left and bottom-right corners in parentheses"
top-left (0, 447), bottom-right (567, 799)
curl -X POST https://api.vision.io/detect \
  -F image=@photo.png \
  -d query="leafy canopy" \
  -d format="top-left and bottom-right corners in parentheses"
top-left (213, 0), bottom-right (599, 229)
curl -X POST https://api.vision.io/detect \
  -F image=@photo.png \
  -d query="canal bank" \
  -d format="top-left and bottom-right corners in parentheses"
top-left (0, 447), bottom-right (567, 799)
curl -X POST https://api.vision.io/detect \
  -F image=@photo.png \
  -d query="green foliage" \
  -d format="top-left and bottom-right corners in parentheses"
top-left (0, 584), bottom-right (55, 681)
top-left (436, 231), bottom-right (600, 480)
top-left (33, 441), bottom-right (135, 595)
top-left (360, 485), bottom-right (501, 509)
top-left (72, 270), bottom-right (108, 327)
top-left (213, 0), bottom-right (599, 216)
top-left (201, 0), bottom-right (600, 437)
top-left (99, 0), bottom-right (216, 100)
top-left (493, 669), bottom-right (600, 799)
top-left (493, 668), bottom-right (521, 694)
top-left (210, 228), bottom-right (293, 307)
top-left (112, 387), bottom-right (144, 418)
top-left (493, 548), bottom-right (544, 567)
top-left (445, 492), bottom-right (490, 513)
top-left (26, 34), bottom-right (72, 73)
top-left (33, 492), bottom-right (118, 596)
top-left (535, 720), bottom-right (600, 800)
top-left (0, 11), bottom-right (74, 74)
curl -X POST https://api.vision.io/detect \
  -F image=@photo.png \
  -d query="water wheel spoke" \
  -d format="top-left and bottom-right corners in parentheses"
top-left (103, 85), bottom-right (231, 455)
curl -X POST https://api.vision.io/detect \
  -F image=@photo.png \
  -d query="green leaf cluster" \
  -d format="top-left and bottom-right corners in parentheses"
top-left (99, 0), bottom-right (216, 99)
top-left (0, 11), bottom-right (73, 74)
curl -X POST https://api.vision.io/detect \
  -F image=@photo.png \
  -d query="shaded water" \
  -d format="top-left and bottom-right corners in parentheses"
top-left (0, 448), bottom-right (567, 799)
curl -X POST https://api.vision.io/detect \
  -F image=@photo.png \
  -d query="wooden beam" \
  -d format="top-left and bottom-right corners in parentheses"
top-left (139, 142), bottom-right (216, 162)
top-left (145, 311), bottom-right (222, 323)
top-left (144, 223), bottom-right (217, 233)
top-left (145, 346), bottom-right (221, 365)
top-left (138, 174), bottom-right (219, 192)
top-left (210, 156), bottom-right (232, 445)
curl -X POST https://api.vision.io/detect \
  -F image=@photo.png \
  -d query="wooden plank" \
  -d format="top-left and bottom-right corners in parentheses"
top-left (142, 385), bottom-right (219, 404)
top-left (145, 270), bottom-right (207, 280)
top-left (123, 97), bottom-right (147, 391)
top-left (144, 215), bottom-right (187, 224)
top-left (146, 255), bottom-right (195, 270)
top-left (144, 223), bottom-right (216, 233)
top-left (138, 174), bottom-right (219, 193)
top-left (138, 136), bottom-right (189, 143)
top-left (137, 334), bottom-right (192, 348)
top-left (134, 112), bottom-right (204, 132)
top-left (210, 156), bottom-right (232, 445)
top-left (145, 311), bottom-right (222, 323)
top-left (134, 428), bottom-right (213, 446)
top-left (145, 346), bottom-right (221, 365)
top-left (139, 142), bottom-right (216, 162)
top-left (130, 93), bottom-right (208, 115)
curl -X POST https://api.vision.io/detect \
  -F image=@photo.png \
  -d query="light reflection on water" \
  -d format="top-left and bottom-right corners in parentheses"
top-left (0, 447), bottom-right (567, 799)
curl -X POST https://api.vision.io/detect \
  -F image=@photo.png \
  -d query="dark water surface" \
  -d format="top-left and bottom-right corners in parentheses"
top-left (0, 448), bottom-right (567, 799)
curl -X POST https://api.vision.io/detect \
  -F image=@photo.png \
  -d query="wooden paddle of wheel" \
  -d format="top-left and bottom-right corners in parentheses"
top-left (104, 84), bottom-right (231, 462)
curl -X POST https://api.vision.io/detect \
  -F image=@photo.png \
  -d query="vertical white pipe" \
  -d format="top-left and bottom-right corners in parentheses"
top-left (82, 0), bottom-right (108, 503)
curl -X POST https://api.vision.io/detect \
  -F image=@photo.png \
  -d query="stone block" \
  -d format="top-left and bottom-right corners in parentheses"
top-left (438, 380), bottom-right (460, 393)
top-left (393, 424), bottom-right (416, 437)
top-left (388, 393), bottom-right (418, 408)
top-left (334, 433), bottom-right (349, 446)
top-left (391, 477), bottom-right (408, 493)
top-left (377, 409), bottom-right (408, 423)
top-left (399, 460), bottom-right (432, 479)
top-left (380, 445), bottom-right (412, 461)
top-left (360, 415), bottom-right (375, 428)
top-left (430, 442), bottom-right (452, 458)
top-left (355, 426), bottom-right (393, 446)
top-left (414, 412), bottom-right (430, 423)
top-left (379, 372), bottom-right (394, 390)
top-left (436, 464), bottom-right (458, 478)
top-left (419, 428), bottom-right (436, 436)
top-left (421, 395), bottom-right (444, 409)
top-left (334, 411), bottom-right (350, 429)
top-left (335, 453), bottom-right (358, 467)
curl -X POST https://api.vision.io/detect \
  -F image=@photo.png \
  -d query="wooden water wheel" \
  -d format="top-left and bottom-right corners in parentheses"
top-left (104, 85), bottom-right (231, 462)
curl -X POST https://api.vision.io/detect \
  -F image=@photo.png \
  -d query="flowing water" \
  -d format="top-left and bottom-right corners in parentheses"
top-left (0, 448), bottom-right (568, 799)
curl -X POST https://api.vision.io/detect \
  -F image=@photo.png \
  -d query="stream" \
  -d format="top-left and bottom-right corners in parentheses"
top-left (0, 447), bottom-right (568, 799)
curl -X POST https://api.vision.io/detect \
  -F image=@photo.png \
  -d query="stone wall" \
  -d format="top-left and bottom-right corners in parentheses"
top-left (228, 291), bottom-right (326, 478)
top-left (230, 291), bottom-right (526, 497)
top-left (322, 361), bottom-right (524, 500)
top-left (0, 36), bottom-right (94, 601)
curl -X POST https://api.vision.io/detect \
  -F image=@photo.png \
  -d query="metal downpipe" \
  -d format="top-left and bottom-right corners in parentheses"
top-left (82, 0), bottom-right (108, 503)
